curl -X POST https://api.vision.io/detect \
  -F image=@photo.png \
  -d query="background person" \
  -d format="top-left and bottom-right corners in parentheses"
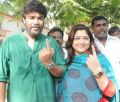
top-left (48, 27), bottom-right (67, 59)
top-left (91, 16), bottom-right (120, 101)
top-left (108, 26), bottom-right (120, 39)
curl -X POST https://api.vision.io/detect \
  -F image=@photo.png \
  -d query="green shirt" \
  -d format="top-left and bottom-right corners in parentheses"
top-left (0, 33), bottom-right (66, 102)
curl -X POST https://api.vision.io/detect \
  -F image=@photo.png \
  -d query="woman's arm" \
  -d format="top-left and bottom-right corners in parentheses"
top-left (86, 45), bottom-right (116, 96)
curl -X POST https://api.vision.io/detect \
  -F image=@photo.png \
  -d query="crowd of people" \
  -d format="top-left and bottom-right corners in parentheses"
top-left (0, 0), bottom-right (120, 102)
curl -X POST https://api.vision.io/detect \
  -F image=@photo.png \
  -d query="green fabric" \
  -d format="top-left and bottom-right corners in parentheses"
top-left (0, 33), bottom-right (67, 102)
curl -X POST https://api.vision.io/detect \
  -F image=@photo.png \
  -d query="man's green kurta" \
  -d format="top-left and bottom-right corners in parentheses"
top-left (0, 33), bottom-right (66, 102)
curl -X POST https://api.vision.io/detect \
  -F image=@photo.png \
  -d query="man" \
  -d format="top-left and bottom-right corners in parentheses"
top-left (0, 1), bottom-right (66, 102)
top-left (91, 16), bottom-right (120, 101)
top-left (108, 26), bottom-right (120, 39)
top-left (48, 27), bottom-right (67, 59)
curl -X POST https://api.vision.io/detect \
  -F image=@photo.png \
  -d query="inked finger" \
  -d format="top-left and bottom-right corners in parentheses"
top-left (91, 44), bottom-right (97, 56)
top-left (46, 39), bottom-right (50, 49)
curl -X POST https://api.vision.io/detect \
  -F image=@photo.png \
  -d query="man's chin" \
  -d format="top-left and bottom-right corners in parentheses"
top-left (97, 35), bottom-right (107, 40)
top-left (31, 31), bottom-right (41, 35)
top-left (29, 32), bottom-right (41, 38)
top-left (96, 32), bottom-right (107, 37)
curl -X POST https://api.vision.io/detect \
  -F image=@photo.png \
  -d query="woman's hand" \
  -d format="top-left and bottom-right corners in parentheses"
top-left (86, 45), bottom-right (102, 74)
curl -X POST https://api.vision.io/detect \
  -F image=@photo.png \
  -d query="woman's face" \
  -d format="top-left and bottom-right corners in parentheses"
top-left (72, 30), bottom-right (90, 55)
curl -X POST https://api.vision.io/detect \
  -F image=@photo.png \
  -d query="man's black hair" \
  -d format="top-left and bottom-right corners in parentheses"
top-left (48, 27), bottom-right (64, 38)
top-left (21, 0), bottom-right (47, 18)
top-left (91, 16), bottom-right (108, 26)
top-left (108, 26), bottom-right (119, 35)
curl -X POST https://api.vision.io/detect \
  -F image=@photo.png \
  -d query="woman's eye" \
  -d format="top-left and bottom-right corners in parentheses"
top-left (84, 37), bottom-right (89, 40)
top-left (74, 37), bottom-right (80, 40)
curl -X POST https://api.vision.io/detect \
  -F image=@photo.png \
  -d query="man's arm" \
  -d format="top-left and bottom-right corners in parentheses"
top-left (39, 39), bottom-right (66, 77)
top-left (0, 82), bottom-right (6, 102)
top-left (45, 64), bottom-right (63, 77)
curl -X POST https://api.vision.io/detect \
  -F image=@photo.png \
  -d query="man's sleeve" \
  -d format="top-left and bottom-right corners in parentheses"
top-left (0, 39), bottom-right (10, 83)
top-left (51, 39), bottom-right (67, 80)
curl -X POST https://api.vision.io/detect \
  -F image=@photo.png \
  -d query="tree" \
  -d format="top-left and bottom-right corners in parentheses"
top-left (0, 0), bottom-right (120, 28)
top-left (44, 0), bottom-right (120, 27)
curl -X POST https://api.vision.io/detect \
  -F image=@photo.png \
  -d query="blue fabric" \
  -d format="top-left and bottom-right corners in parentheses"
top-left (58, 53), bottom-right (119, 102)
top-left (98, 54), bottom-right (119, 102)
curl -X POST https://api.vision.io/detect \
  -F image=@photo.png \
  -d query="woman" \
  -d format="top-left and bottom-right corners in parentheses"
top-left (58, 24), bottom-right (119, 102)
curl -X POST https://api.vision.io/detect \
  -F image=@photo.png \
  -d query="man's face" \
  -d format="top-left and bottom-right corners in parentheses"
top-left (49, 31), bottom-right (63, 46)
top-left (23, 12), bottom-right (44, 37)
top-left (92, 20), bottom-right (109, 39)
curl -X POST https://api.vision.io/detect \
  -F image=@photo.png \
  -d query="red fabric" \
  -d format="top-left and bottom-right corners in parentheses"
top-left (99, 97), bottom-right (109, 102)
top-left (99, 79), bottom-right (116, 102)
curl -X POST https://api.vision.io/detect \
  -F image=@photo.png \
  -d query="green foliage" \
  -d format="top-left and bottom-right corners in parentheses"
top-left (0, 1), bottom-right (15, 14)
top-left (0, 0), bottom-right (120, 28)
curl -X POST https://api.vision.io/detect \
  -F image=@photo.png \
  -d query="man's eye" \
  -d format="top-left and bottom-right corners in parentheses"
top-left (29, 17), bottom-right (35, 19)
top-left (38, 17), bottom-right (44, 20)
top-left (96, 24), bottom-right (100, 27)
top-left (103, 23), bottom-right (107, 27)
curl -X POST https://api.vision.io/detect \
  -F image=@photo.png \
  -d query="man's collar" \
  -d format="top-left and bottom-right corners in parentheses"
top-left (92, 33), bottom-right (117, 41)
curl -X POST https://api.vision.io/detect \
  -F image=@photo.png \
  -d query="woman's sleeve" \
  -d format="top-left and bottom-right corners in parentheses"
top-left (101, 79), bottom-right (116, 97)
top-left (99, 79), bottom-right (116, 102)
top-left (98, 53), bottom-right (119, 102)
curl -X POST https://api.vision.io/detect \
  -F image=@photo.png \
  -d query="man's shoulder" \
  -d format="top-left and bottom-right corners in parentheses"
top-left (106, 36), bottom-right (120, 51)
top-left (110, 37), bottom-right (120, 45)
top-left (108, 35), bottom-right (120, 42)
top-left (6, 32), bottom-right (22, 39)
top-left (3, 33), bottom-right (22, 45)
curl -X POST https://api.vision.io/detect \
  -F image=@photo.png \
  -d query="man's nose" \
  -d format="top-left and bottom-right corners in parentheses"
top-left (100, 25), bottom-right (105, 30)
top-left (33, 19), bottom-right (39, 24)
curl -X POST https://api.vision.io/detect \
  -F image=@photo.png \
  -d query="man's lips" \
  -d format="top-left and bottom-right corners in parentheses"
top-left (99, 31), bottom-right (105, 33)
top-left (32, 27), bottom-right (39, 29)
top-left (32, 27), bottom-right (40, 31)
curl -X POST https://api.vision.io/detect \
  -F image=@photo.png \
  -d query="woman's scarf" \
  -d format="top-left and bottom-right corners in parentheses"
top-left (58, 53), bottom-right (119, 102)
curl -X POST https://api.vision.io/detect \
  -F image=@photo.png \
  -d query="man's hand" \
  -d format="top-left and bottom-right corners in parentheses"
top-left (39, 39), bottom-right (54, 65)
top-left (39, 39), bottom-right (64, 77)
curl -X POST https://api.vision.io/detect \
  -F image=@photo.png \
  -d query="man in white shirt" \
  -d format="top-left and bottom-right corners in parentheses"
top-left (91, 16), bottom-right (120, 99)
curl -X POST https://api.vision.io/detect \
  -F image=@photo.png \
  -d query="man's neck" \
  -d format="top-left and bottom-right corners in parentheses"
top-left (97, 37), bottom-right (107, 46)
top-left (24, 31), bottom-right (36, 40)
top-left (23, 31), bottom-right (35, 49)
